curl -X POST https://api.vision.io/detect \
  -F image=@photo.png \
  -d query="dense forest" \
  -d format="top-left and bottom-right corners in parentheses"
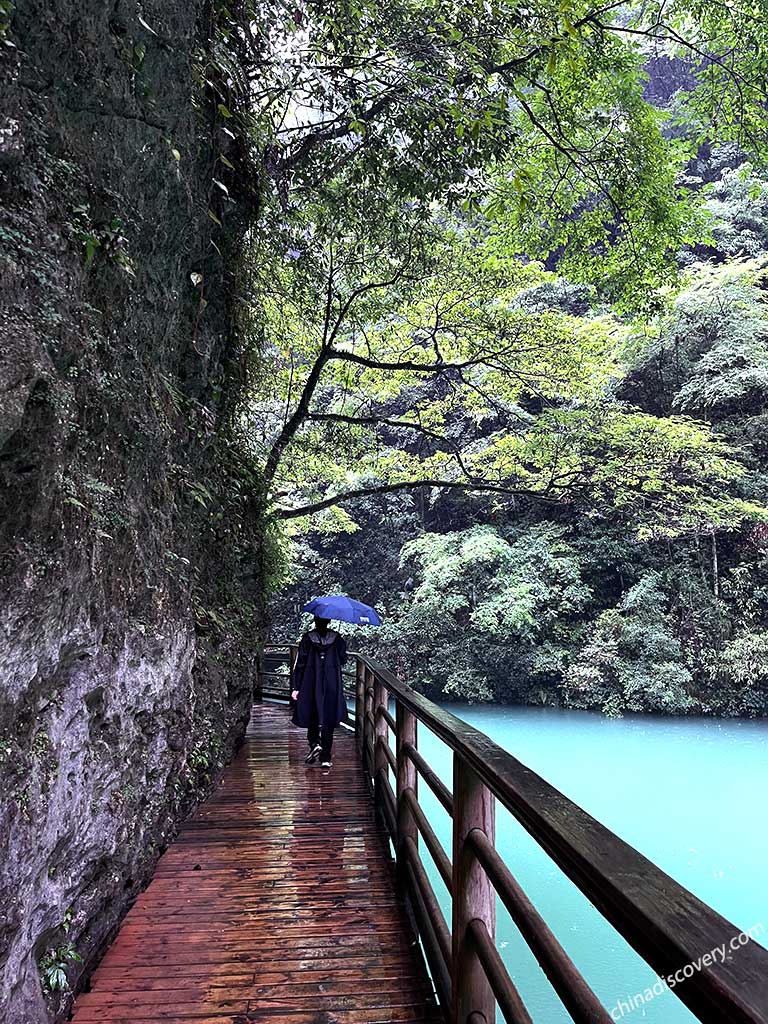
top-left (3, 1), bottom-right (768, 1021)
top-left (265, 83), bottom-right (768, 718)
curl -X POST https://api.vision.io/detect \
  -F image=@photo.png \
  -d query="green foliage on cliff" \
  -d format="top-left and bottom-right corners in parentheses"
top-left (565, 573), bottom-right (697, 716)
top-left (387, 525), bottom-right (591, 702)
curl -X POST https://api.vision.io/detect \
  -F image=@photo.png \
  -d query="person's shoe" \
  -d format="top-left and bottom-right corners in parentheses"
top-left (305, 744), bottom-right (322, 764)
top-left (321, 760), bottom-right (332, 769)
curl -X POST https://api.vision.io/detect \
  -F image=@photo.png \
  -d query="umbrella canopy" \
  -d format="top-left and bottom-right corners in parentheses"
top-left (302, 594), bottom-right (382, 626)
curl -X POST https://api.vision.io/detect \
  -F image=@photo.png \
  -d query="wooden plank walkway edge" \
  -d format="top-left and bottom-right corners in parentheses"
top-left (71, 702), bottom-right (441, 1024)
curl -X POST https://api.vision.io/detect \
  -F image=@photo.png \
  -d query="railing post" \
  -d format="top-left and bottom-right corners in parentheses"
top-left (355, 656), bottom-right (365, 757)
top-left (363, 665), bottom-right (374, 780)
top-left (396, 701), bottom-right (418, 882)
top-left (452, 756), bottom-right (496, 1024)
top-left (374, 673), bottom-right (388, 805)
top-left (254, 650), bottom-right (263, 702)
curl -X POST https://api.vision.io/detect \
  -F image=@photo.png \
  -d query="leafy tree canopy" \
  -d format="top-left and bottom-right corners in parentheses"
top-left (212, 0), bottom-right (768, 538)
top-left (246, 211), bottom-right (766, 537)
top-left (269, 161), bottom-right (768, 719)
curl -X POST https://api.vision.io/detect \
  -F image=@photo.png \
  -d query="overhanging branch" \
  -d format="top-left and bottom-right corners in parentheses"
top-left (307, 410), bottom-right (477, 476)
top-left (307, 411), bottom-right (451, 443)
top-left (273, 478), bottom-right (560, 520)
top-left (262, 243), bottom-right (418, 484)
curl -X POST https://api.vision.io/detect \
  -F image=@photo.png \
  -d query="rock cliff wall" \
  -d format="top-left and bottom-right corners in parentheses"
top-left (0, 3), bottom-right (264, 1021)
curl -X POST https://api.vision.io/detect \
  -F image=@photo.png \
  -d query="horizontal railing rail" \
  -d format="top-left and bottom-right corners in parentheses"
top-left (257, 644), bottom-right (357, 701)
top-left (268, 642), bottom-right (768, 1024)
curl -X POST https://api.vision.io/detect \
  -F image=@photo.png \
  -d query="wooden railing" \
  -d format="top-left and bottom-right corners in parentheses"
top-left (258, 644), bottom-right (358, 701)
top-left (265, 645), bottom-right (768, 1024)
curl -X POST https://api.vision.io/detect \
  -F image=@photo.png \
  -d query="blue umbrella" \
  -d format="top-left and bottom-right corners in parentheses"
top-left (302, 594), bottom-right (382, 626)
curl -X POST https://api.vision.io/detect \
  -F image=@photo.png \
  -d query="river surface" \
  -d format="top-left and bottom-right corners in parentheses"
top-left (411, 705), bottom-right (768, 1023)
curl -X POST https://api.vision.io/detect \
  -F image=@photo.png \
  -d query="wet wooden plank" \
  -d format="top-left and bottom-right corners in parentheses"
top-left (90, 965), bottom-right (425, 986)
top-left (71, 703), bottom-right (440, 1024)
top-left (92, 1012), bottom-right (437, 1024)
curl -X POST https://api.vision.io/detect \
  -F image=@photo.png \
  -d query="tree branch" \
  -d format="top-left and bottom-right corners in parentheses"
top-left (262, 252), bottom-right (337, 485)
top-left (275, 83), bottom-right (409, 172)
top-left (262, 245), bottom-right (418, 483)
top-left (308, 411), bottom-right (450, 443)
top-left (262, 345), bottom-right (333, 484)
top-left (488, 0), bottom-right (627, 73)
top-left (307, 410), bottom-right (480, 476)
top-left (327, 349), bottom-right (492, 373)
top-left (273, 478), bottom-right (559, 520)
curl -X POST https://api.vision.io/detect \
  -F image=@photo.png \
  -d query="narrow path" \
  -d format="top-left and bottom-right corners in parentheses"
top-left (70, 702), bottom-right (439, 1024)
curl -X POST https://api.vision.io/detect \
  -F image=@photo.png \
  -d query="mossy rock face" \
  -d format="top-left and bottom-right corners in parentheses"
top-left (0, 4), bottom-right (264, 1021)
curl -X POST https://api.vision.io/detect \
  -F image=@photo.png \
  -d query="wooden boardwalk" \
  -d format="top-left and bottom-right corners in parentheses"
top-left (71, 702), bottom-right (440, 1024)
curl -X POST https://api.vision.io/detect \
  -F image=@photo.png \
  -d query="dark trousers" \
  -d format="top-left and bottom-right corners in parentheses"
top-left (307, 703), bottom-right (334, 760)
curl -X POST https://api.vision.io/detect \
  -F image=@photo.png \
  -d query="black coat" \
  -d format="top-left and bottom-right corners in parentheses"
top-left (291, 629), bottom-right (349, 729)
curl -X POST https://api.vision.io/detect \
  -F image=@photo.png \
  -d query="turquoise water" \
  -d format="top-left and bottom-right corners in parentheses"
top-left (406, 705), bottom-right (768, 1023)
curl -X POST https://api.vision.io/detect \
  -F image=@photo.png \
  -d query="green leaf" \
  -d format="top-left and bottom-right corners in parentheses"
top-left (84, 235), bottom-right (100, 268)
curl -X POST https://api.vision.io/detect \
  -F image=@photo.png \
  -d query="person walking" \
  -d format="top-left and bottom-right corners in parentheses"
top-left (291, 615), bottom-right (348, 768)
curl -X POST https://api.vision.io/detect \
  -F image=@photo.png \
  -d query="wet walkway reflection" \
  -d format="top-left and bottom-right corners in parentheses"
top-left (70, 702), bottom-right (440, 1023)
